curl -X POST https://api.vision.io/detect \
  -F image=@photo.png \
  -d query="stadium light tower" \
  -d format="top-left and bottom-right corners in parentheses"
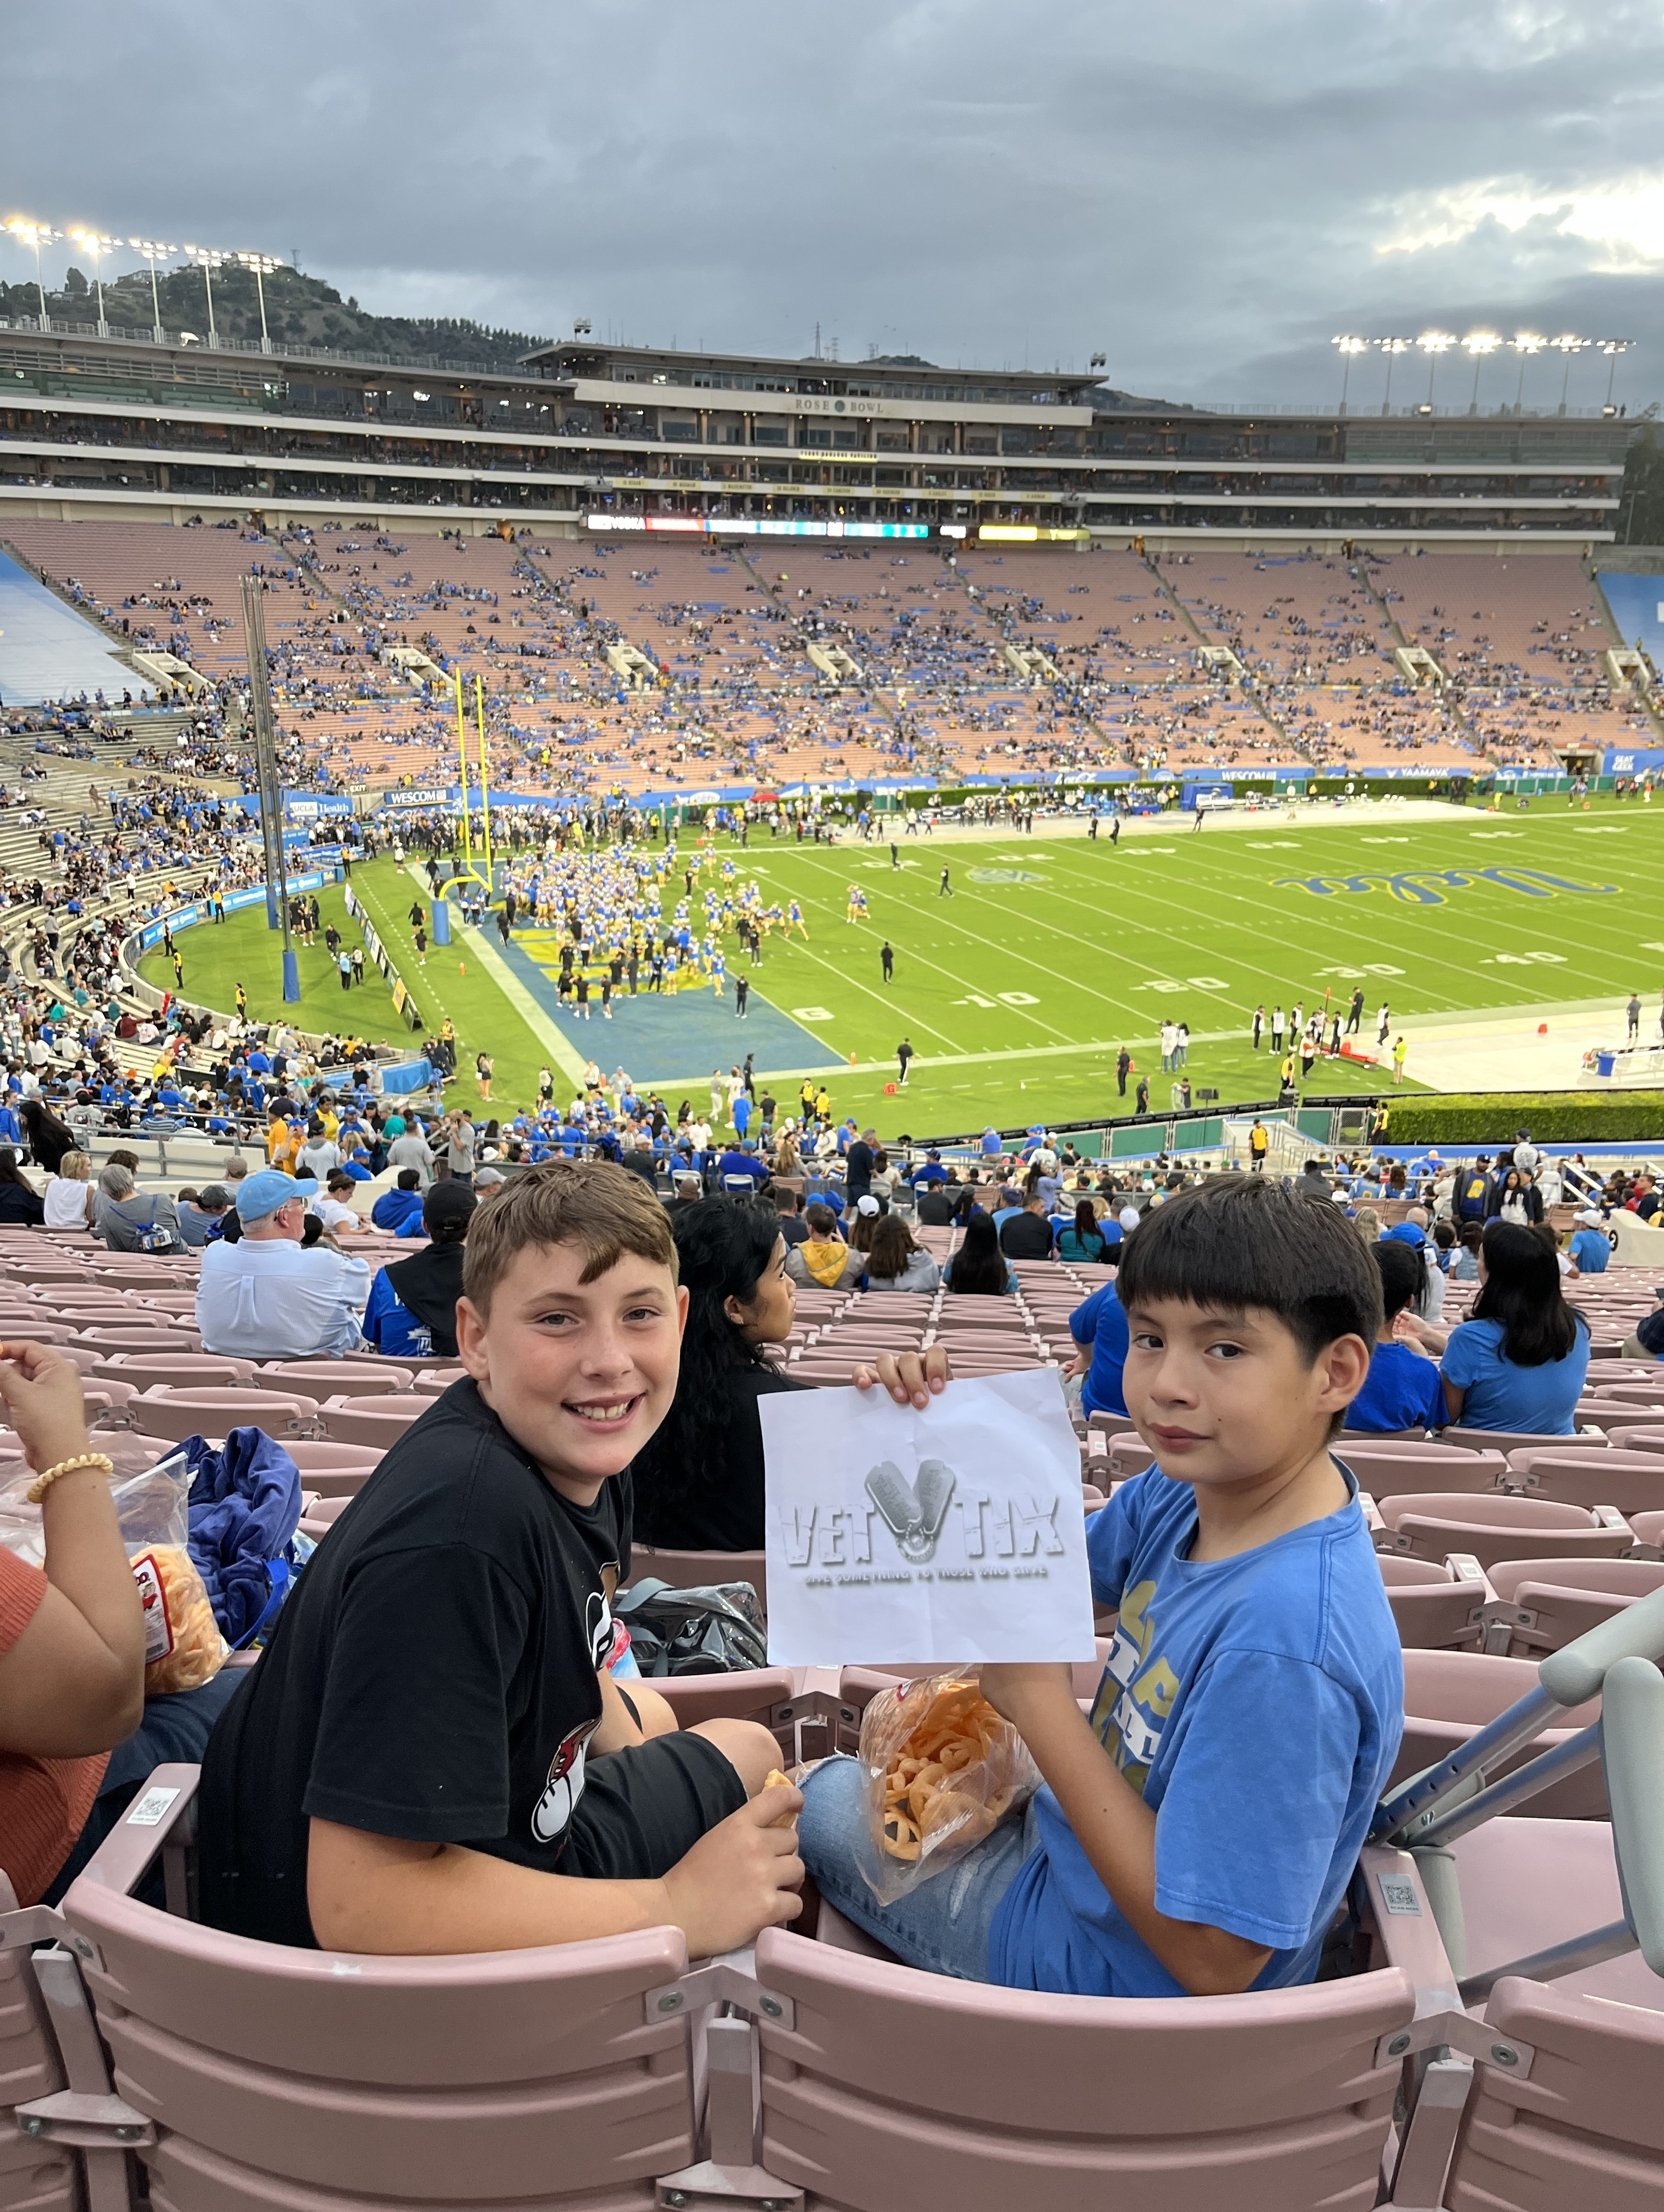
top-left (4, 218), bottom-right (63, 328)
top-left (1416, 330), bottom-right (1456, 411)
top-left (67, 228), bottom-right (119, 336)
top-left (1510, 332), bottom-right (1545, 413)
top-left (1462, 331), bottom-right (1501, 414)
top-left (1595, 339), bottom-right (1635, 415)
top-left (1550, 333), bottom-right (1586, 415)
top-left (1332, 335), bottom-right (1369, 414)
top-left (240, 573), bottom-right (300, 1003)
top-left (236, 250), bottom-right (281, 352)
top-left (128, 238), bottom-right (178, 343)
top-left (183, 245), bottom-right (232, 348)
top-left (1377, 336), bottom-right (1413, 415)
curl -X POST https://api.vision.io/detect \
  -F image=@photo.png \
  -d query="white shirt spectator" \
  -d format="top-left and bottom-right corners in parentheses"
top-left (197, 1238), bottom-right (370, 1359)
top-left (313, 1196), bottom-right (362, 1233)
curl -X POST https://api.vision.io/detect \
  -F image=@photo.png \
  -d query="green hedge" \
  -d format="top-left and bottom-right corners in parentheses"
top-left (1380, 1092), bottom-right (1664, 1144)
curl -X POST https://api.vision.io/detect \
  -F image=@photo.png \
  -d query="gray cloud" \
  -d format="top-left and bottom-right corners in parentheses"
top-left (4, 0), bottom-right (1661, 409)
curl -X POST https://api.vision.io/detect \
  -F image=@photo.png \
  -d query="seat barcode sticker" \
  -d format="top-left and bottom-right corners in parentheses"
top-left (1378, 1874), bottom-right (1422, 1917)
top-left (127, 1787), bottom-right (181, 1828)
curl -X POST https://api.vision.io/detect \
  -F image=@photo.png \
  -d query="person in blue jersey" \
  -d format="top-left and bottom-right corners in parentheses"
top-left (362, 1181), bottom-right (477, 1360)
top-left (1399, 1219), bottom-right (1590, 1436)
top-left (370, 1169), bottom-right (427, 1236)
top-left (800, 1176), bottom-right (1402, 1999)
top-left (1344, 1238), bottom-right (1447, 1435)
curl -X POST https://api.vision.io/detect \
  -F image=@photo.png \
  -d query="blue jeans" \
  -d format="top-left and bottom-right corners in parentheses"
top-left (798, 1754), bottom-right (1040, 1982)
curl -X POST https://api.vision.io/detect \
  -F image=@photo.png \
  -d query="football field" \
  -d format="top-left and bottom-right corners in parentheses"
top-left (140, 804), bottom-right (1664, 1140)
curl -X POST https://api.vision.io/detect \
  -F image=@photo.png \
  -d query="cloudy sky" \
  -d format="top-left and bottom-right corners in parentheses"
top-left (4, 0), bottom-right (1661, 412)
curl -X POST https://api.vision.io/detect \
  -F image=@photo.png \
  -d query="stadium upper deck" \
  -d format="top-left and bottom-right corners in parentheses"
top-left (0, 318), bottom-right (1636, 548)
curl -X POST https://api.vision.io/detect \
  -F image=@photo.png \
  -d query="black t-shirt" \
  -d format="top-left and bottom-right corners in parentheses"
top-left (196, 1379), bottom-right (630, 1948)
top-left (635, 1365), bottom-right (804, 1552)
top-left (999, 1210), bottom-right (1054, 1258)
top-left (916, 1188), bottom-right (955, 1226)
top-left (844, 1140), bottom-right (874, 1198)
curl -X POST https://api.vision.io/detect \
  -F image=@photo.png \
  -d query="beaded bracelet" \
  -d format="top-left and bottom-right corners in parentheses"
top-left (27, 1452), bottom-right (116, 1505)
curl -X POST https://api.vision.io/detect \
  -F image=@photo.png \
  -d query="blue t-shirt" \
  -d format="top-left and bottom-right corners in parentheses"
top-left (1569, 1228), bottom-right (1609, 1275)
top-left (1344, 1341), bottom-right (1448, 1434)
top-left (1070, 1282), bottom-right (1130, 1418)
top-left (989, 1465), bottom-right (1403, 1997)
top-left (360, 1269), bottom-right (430, 1358)
top-left (1441, 1315), bottom-right (1590, 1435)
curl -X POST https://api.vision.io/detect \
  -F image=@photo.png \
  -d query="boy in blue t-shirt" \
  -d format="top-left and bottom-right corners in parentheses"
top-left (1345, 1238), bottom-right (1447, 1434)
top-left (800, 1176), bottom-right (1404, 1997)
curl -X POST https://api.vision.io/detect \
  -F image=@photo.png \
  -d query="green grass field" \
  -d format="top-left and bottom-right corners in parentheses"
top-left (140, 805), bottom-right (1664, 1139)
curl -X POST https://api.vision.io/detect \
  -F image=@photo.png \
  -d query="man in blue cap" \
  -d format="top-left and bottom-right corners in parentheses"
top-left (196, 1168), bottom-right (371, 1360)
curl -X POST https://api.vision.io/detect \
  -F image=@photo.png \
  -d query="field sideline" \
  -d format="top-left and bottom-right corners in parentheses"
top-left (138, 804), bottom-right (1664, 1138)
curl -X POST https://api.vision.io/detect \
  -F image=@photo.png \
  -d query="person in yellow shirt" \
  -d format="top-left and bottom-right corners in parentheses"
top-left (315, 1099), bottom-right (340, 1142)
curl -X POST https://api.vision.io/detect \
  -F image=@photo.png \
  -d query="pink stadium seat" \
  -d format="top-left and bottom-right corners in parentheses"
top-left (1392, 1650), bottom-right (1605, 1820)
top-left (1375, 1492), bottom-right (1635, 1572)
top-left (0, 1870), bottom-right (126, 2212)
top-left (1342, 1443), bottom-right (1508, 1496)
top-left (254, 1361), bottom-right (414, 1398)
top-left (1505, 1450), bottom-right (1664, 1516)
top-left (75, 1331), bottom-right (201, 1358)
top-left (1445, 1429), bottom-right (1612, 1455)
top-left (58, 1769), bottom-right (706, 2212)
top-left (91, 1354), bottom-right (255, 1392)
top-left (315, 1396), bottom-right (430, 1447)
top-left (1379, 1552), bottom-right (1495, 1651)
top-left (129, 1387), bottom-right (319, 1442)
top-left (750, 1921), bottom-right (1415, 2210)
top-left (1479, 1558), bottom-right (1664, 1660)
top-left (1605, 1425), bottom-right (1664, 1459)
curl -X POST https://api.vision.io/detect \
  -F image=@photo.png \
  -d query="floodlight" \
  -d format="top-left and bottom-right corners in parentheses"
top-left (5, 216), bottom-right (64, 326)
top-left (1416, 330), bottom-right (1456, 409)
top-left (1376, 335), bottom-right (1413, 414)
top-left (1550, 333), bottom-right (1588, 414)
top-left (236, 250), bottom-right (282, 350)
top-left (128, 238), bottom-right (178, 342)
top-left (67, 227), bottom-right (119, 334)
top-left (1331, 335), bottom-right (1369, 413)
top-left (1594, 338), bottom-right (1636, 412)
top-left (1462, 331), bottom-right (1501, 412)
top-left (183, 245), bottom-right (233, 347)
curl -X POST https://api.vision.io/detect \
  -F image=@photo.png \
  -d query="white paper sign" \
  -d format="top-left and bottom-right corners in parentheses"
top-left (759, 1369), bottom-right (1098, 1666)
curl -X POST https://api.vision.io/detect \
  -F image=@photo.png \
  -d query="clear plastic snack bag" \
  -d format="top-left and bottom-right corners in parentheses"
top-left (855, 1670), bottom-right (1040, 1907)
top-left (0, 1446), bottom-right (226, 1697)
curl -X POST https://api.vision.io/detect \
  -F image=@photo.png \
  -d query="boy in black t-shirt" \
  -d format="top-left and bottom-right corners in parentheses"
top-left (199, 1161), bottom-right (804, 1958)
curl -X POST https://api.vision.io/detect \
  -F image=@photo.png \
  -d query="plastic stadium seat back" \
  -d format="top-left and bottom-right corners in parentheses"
top-left (1377, 1492), bottom-right (1633, 1572)
top-left (1447, 1975), bottom-right (1664, 2209)
top-left (1450, 1816), bottom-right (1664, 2011)
top-left (1342, 1445), bottom-right (1507, 1497)
top-left (315, 1397), bottom-right (430, 1448)
top-left (0, 1869), bottom-right (80, 2212)
top-left (752, 1923), bottom-right (1414, 2212)
top-left (1481, 1558), bottom-right (1664, 1659)
top-left (1447, 1429), bottom-right (1612, 1454)
top-left (1507, 1451), bottom-right (1664, 1516)
top-left (255, 1361), bottom-right (414, 1399)
top-left (1605, 1425), bottom-right (1664, 1459)
top-left (1392, 1650), bottom-right (1605, 1819)
top-left (631, 1546), bottom-right (767, 1620)
top-left (61, 1772), bottom-right (697, 2209)
top-left (92, 1354), bottom-right (253, 1392)
top-left (131, 1387), bottom-right (319, 1443)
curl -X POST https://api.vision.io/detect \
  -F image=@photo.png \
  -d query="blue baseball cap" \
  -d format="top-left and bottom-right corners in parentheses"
top-left (236, 1168), bottom-right (319, 1222)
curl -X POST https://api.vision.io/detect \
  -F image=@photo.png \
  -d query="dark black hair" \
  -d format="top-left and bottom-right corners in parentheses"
top-left (1372, 1238), bottom-right (1423, 1324)
top-left (1116, 1176), bottom-right (1382, 1362)
top-left (1073, 1199), bottom-right (1103, 1248)
top-left (945, 1212), bottom-right (1009, 1296)
top-left (1472, 1218), bottom-right (1586, 1366)
top-left (0, 1148), bottom-right (29, 1189)
top-left (633, 1199), bottom-right (785, 1540)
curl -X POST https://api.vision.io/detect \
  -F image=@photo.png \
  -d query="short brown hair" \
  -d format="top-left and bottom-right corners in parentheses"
top-left (462, 1159), bottom-right (677, 1315)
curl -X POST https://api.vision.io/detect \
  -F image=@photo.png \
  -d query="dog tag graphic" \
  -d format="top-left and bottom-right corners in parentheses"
top-left (866, 1457), bottom-right (957, 1563)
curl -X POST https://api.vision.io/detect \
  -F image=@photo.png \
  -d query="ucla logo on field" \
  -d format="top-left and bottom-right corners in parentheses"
top-left (1272, 866), bottom-right (1617, 908)
top-left (967, 867), bottom-right (1049, 885)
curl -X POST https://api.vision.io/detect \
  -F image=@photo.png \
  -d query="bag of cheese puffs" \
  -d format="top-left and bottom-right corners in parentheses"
top-left (855, 1671), bottom-right (1039, 1906)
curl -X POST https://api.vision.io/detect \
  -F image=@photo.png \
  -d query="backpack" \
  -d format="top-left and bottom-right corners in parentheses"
top-left (133, 1198), bottom-right (181, 1254)
top-left (612, 1578), bottom-right (769, 1675)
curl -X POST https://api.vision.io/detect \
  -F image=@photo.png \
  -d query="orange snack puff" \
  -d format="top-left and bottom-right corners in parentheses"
top-left (857, 1671), bottom-right (1040, 1904)
top-left (133, 1545), bottom-right (227, 1695)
